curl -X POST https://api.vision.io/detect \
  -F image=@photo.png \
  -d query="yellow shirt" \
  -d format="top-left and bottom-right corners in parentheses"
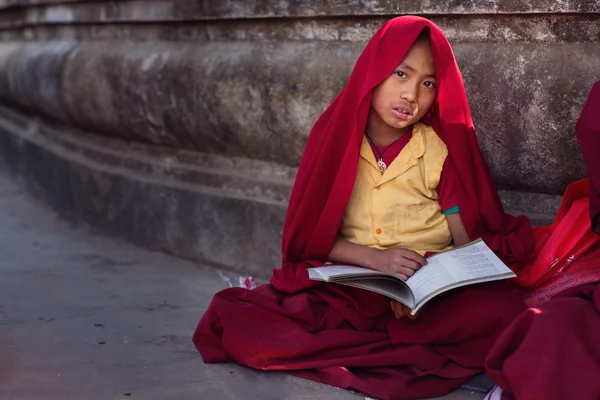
top-left (339, 122), bottom-right (453, 255)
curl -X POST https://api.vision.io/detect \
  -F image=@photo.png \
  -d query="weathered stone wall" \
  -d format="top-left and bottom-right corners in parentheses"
top-left (0, 1), bottom-right (599, 193)
top-left (0, 0), bottom-right (598, 275)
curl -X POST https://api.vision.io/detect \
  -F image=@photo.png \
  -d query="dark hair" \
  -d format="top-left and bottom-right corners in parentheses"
top-left (415, 27), bottom-right (431, 43)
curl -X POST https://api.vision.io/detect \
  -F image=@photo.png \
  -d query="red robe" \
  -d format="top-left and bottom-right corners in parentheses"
top-left (194, 16), bottom-right (533, 400)
top-left (578, 82), bottom-right (600, 226)
top-left (486, 282), bottom-right (600, 400)
top-left (485, 82), bottom-right (600, 400)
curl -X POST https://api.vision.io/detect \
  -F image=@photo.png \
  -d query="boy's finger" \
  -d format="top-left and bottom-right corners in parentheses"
top-left (393, 266), bottom-right (415, 277)
top-left (394, 272), bottom-right (409, 281)
top-left (408, 307), bottom-right (422, 320)
top-left (402, 251), bottom-right (427, 266)
top-left (399, 260), bottom-right (421, 271)
top-left (391, 301), bottom-right (405, 319)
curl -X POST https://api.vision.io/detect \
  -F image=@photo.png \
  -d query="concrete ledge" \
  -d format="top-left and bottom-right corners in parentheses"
top-left (0, 104), bottom-right (289, 277)
top-left (0, 104), bottom-right (560, 277)
top-left (0, 0), bottom-right (598, 25)
top-left (0, 40), bottom-right (75, 119)
top-left (3, 16), bottom-right (600, 44)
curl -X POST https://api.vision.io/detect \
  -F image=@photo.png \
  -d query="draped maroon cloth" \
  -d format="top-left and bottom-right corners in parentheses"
top-left (484, 82), bottom-right (600, 400)
top-left (196, 282), bottom-right (525, 400)
top-left (511, 179), bottom-right (599, 291)
top-left (486, 283), bottom-right (600, 400)
top-left (577, 82), bottom-right (600, 228)
top-left (194, 16), bottom-right (532, 400)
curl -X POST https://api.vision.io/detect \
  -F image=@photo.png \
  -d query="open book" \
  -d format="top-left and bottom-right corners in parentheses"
top-left (308, 239), bottom-right (516, 316)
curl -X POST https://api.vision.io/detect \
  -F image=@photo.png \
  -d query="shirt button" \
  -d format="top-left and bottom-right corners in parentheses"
top-left (375, 228), bottom-right (382, 235)
top-left (374, 185), bottom-right (381, 190)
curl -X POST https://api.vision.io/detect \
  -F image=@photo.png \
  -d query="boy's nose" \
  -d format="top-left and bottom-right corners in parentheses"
top-left (401, 85), bottom-right (418, 102)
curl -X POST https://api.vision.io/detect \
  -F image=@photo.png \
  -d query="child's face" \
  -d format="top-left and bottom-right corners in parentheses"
top-left (370, 39), bottom-right (437, 132)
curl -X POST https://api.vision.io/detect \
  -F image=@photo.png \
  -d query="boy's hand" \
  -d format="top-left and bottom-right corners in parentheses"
top-left (371, 248), bottom-right (427, 280)
top-left (390, 301), bottom-right (417, 320)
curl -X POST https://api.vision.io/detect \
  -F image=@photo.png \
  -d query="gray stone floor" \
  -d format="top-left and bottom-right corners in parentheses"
top-left (0, 172), bottom-right (485, 400)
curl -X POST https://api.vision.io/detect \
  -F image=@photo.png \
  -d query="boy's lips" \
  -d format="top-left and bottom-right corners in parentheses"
top-left (392, 106), bottom-right (413, 120)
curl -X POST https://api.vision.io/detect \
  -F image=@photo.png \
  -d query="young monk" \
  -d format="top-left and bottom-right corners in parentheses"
top-left (328, 28), bottom-right (472, 318)
top-left (194, 16), bottom-right (534, 400)
top-left (485, 81), bottom-right (600, 400)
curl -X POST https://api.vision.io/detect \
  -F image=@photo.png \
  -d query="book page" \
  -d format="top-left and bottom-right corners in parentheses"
top-left (326, 278), bottom-right (415, 308)
top-left (403, 257), bottom-right (457, 307)
top-left (406, 240), bottom-right (515, 312)
top-left (308, 268), bottom-right (325, 281)
top-left (433, 240), bottom-right (514, 282)
top-left (308, 265), bottom-right (396, 281)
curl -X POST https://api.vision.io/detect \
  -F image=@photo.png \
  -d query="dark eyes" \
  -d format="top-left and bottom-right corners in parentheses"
top-left (394, 70), bottom-right (436, 89)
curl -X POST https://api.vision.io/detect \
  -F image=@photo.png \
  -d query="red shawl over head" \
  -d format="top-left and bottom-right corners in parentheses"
top-left (577, 81), bottom-right (600, 227)
top-left (272, 16), bottom-right (534, 293)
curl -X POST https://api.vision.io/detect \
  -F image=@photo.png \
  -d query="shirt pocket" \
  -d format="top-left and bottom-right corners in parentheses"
top-left (394, 203), bottom-right (441, 237)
